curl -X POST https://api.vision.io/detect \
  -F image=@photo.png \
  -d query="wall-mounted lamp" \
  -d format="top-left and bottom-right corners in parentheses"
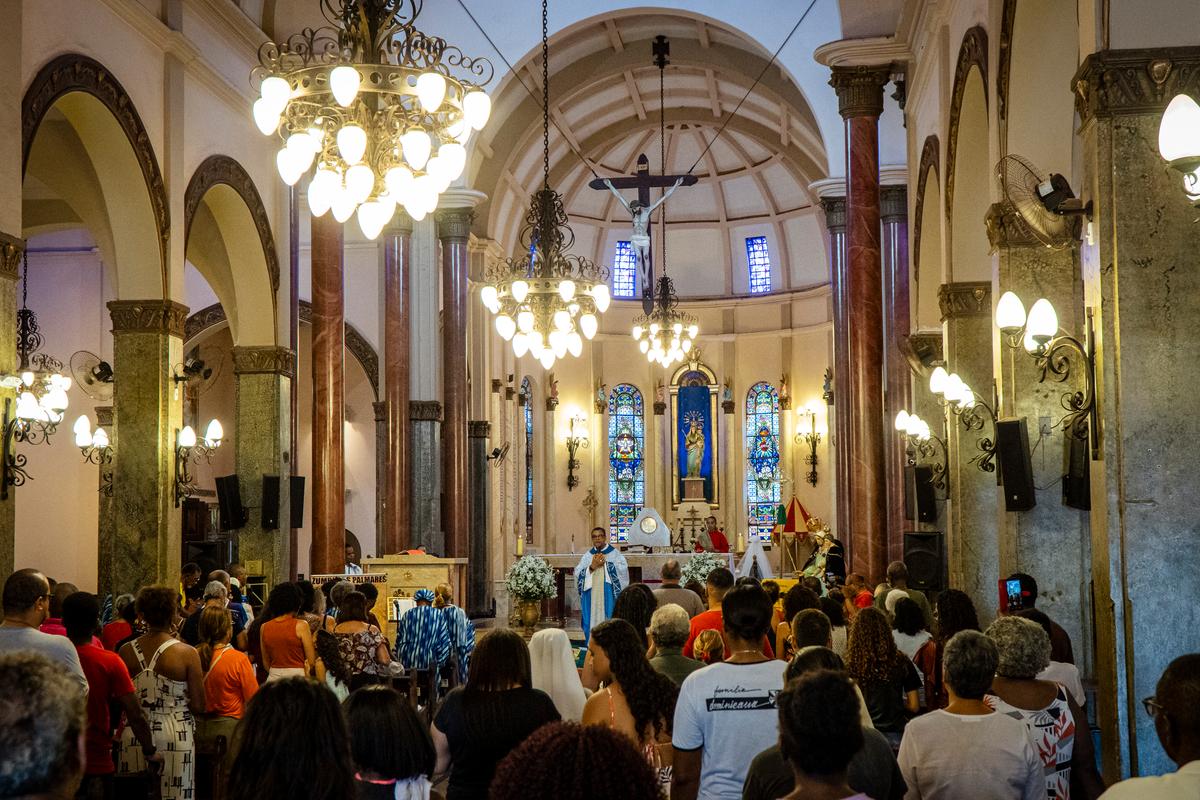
top-left (174, 419), bottom-right (224, 507)
top-left (0, 379), bottom-right (70, 500)
top-left (564, 411), bottom-right (588, 491)
top-left (74, 416), bottom-right (115, 497)
top-left (928, 366), bottom-right (999, 473)
top-left (995, 292), bottom-right (1097, 455)
top-left (1158, 93), bottom-right (1200, 206)
top-left (793, 405), bottom-right (822, 487)
top-left (894, 410), bottom-right (948, 492)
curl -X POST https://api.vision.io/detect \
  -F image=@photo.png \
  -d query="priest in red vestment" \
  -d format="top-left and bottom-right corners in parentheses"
top-left (694, 516), bottom-right (730, 553)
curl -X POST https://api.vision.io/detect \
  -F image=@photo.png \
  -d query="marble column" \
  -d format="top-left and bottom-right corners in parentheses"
top-left (881, 185), bottom-right (911, 562)
top-left (382, 214), bottom-right (413, 554)
top-left (94, 405), bottom-right (115, 600)
top-left (410, 400), bottom-right (443, 554)
top-left (937, 283), bottom-right (995, 618)
top-left (829, 65), bottom-right (891, 581)
top-left (467, 420), bottom-right (491, 616)
top-left (0, 235), bottom-right (18, 579)
top-left (372, 400), bottom-right (386, 557)
top-left (310, 212), bottom-right (345, 575)
top-left (232, 346), bottom-right (293, 587)
top-left (818, 194), bottom-right (849, 537)
top-left (1075, 48), bottom-right (1200, 779)
top-left (108, 300), bottom-right (187, 593)
top-left (436, 208), bottom-right (472, 562)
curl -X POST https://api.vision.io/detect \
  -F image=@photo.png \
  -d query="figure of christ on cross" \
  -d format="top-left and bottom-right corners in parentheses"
top-left (589, 153), bottom-right (697, 314)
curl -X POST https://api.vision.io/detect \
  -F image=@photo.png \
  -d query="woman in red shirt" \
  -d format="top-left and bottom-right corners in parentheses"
top-left (259, 583), bottom-right (315, 681)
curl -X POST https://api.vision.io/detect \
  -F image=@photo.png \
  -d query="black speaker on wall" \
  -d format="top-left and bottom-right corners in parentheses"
top-left (215, 475), bottom-right (247, 532)
top-left (262, 476), bottom-right (280, 530)
top-left (903, 465), bottom-right (938, 523)
top-left (903, 532), bottom-right (944, 592)
top-left (1062, 434), bottom-right (1090, 510)
top-left (290, 475), bottom-right (306, 528)
top-left (996, 418), bottom-right (1037, 512)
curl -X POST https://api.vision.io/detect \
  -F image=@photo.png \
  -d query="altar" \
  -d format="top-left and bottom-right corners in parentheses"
top-left (359, 554), bottom-right (468, 638)
top-left (541, 551), bottom-right (736, 627)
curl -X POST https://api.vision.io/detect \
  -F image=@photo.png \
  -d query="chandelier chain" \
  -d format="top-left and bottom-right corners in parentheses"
top-left (541, 0), bottom-right (550, 190)
top-left (659, 52), bottom-right (667, 277)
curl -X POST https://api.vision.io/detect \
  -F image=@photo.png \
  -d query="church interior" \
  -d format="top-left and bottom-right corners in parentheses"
top-left (1, 0), bottom-right (1199, 797)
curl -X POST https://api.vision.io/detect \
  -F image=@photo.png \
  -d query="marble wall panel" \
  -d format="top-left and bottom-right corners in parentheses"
top-left (234, 360), bottom-right (291, 587)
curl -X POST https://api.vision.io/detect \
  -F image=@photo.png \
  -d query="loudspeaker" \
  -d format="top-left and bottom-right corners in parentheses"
top-left (996, 418), bottom-right (1037, 512)
top-left (262, 476), bottom-right (280, 530)
top-left (290, 475), bottom-right (306, 528)
top-left (215, 475), bottom-right (247, 532)
top-left (903, 532), bottom-right (944, 592)
top-left (903, 465), bottom-right (938, 523)
top-left (1062, 434), bottom-right (1090, 510)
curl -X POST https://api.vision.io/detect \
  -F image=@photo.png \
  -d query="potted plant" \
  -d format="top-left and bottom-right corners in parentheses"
top-left (505, 555), bottom-right (557, 635)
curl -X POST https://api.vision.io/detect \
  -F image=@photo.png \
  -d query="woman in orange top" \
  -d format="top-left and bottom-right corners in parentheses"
top-left (259, 583), bottom-right (315, 681)
top-left (195, 606), bottom-right (257, 765)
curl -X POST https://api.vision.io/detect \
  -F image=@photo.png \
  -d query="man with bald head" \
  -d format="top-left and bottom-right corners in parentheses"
top-left (0, 569), bottom-right (88, 693)
top-left (654, 559), bottom-right (705, 618)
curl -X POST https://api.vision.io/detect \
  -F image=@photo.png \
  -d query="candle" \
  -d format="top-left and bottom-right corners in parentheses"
top-left (737, 533), bottom-right (746, 553)
top-left (517, 535), bottom-right (524, 557)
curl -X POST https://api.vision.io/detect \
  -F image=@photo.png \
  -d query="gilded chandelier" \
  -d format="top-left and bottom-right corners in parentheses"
top-left (632, 276), bottom-right (697, 368)
top-left (252, 0), bottom-right (494, 238)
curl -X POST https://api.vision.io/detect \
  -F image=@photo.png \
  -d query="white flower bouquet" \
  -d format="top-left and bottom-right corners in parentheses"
top-left (505, 555), bottom-right (558, 602)
top-left (680, 551), bottom-right (726, 587)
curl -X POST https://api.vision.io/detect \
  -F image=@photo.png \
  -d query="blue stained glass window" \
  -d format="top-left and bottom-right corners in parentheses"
top-left (522, 377), bottom-right (534, 543)
top-left (612, 241), bottom-right (637, 298)
top-left (746, 236), bottom-right (772, 294)
top-left (608, 384), bottom-right (645, 542)
top-left (745, 382), bottom-right (781, 541)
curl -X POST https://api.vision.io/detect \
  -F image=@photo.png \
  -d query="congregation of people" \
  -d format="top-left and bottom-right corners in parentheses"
top-left (1, 556), bottom-right (1198, 800)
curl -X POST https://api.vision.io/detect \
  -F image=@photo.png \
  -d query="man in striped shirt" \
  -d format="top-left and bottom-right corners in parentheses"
top-left (395, 588), bottom-right (451, 672)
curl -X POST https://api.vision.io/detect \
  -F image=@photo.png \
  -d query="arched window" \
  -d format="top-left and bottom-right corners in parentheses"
top-left (608, 383), bottom-right (645, 542)
top-left (745, 381), bottom-right (781, 541)
top-left (521, 377), bottom-right (534, 543)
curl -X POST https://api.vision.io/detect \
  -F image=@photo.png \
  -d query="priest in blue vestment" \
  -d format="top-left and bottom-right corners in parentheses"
top-left (574, 527), bottom-right (629, 643)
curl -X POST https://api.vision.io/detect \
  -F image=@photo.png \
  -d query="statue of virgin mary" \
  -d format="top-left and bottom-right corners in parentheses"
top-left (684, 416), bottom-right (705, 477)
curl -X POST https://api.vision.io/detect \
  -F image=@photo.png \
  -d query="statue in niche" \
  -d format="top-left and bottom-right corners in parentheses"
top-left (722, 381), bottom-right (733, 405)
top-left (684, 411), bottom-right (705, 478)
top-left (595, 382), bottom-right (608, 413)
top-left (655, 381), bottom-right (666, 406)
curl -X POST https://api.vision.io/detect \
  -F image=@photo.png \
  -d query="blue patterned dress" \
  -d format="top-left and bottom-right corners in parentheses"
top-left (394, 604), bottom-right (451, 671)
top-left (440, 603), bottom-right (475, 683)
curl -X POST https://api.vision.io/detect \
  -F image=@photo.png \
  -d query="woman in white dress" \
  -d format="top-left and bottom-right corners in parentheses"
top-left (118, 586), bottom-right (206, 800)
top-left (529, 628), bottom-right (588, 721)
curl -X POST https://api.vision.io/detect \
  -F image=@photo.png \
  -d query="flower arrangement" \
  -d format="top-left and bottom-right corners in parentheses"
top-left (681, 551), bottom-right (727, 587)
top-left (505, 555), bottom-right (557, 602)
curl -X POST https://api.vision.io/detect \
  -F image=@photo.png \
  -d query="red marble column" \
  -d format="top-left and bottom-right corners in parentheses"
top-left (311, 211), bottom-right (345, 574)
top-left (437, 208), bottom-right (472, 562)
top-left (382, 214), bottom-right (413, 555)
top-left (820, 196), bottom-right (849, 540)
top-left (882, 186), bottom-right (911, 563)
top-left (830, 65), bottom-right (891, 583)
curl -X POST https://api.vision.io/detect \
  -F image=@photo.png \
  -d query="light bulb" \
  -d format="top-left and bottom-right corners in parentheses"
top-left (528, 330), bottom-right (544, 350)
top-left (447, 116), bottom-right (472, 145)
top-left (895, 410), bottom-right (910, 431)
top-left (511, 280), bottom-right (530, 303)
top-left (687, 324), bottom-right (699, 339)
top-left (646, 350), bottom-right (656, 363)
top-left (1158, 94), bottom-right (1200, 162)
top-left (178, 425), bottom-right (197, 449)
top-left (558, 280), bottom-right (576, 302)
top-left (510, 332), bottom-right (528, 358)
top-left (673, 322), bottom-right (683, 335)
top-left (632, 325), bottom-right (643, 340)
top-left (549, 330), bottom-right (567, 358)
top-left (308, 168), bottom-right (339, 217)
top-left (204, 419), bottom-right (224, 445)
top-left (1026, 298), bottom-right (1058, 343)
top-left (639, 339), bottom-right (650, 354)
top-left (73, 415), bottom-right (91, 436)
top-left (345, 164), bottom-right (375, 204)
top-left (337, 125), bottom-right (367, 165)
top-left (591, 283), bottom-right (611, 312)
top-left (517, 310), bottom-right (535, 333)
top-left (580, 313), bottom-right (598, 340)
top-left (276, 148), bottom-right (304, 186)
top-left (403, 199), bottom-right (427, 222)
top-left (252, 98), bottom-right (280, 135)
top-left (438, 143), bottom-right (467, 181)
top-left (329, 65), bottom-right (361, 107)
top-left (401, 129), bottom-right (432, 170)
top-left (995, 291), bottom-right (1027, 333)
top-left (929, 366), bottom-right (949, 395)
top-left (20, 372), bottom-right (33, 387)
top-left (416, 72), bottom-right (447, 112)
top-left (495, 315), bottom-right (516, 340)
top-left (41, 386), bottom-right (69, 412)
top-left (357, 197), bottom-right (395, 240)
top-left (93, 428), bottom-right (109, 449)
top-left (14, 391), bottom-right (37, 420)
top-left (481, 285), bottom-right (499, 312)
top-left (75, 428), bottom-right (92, 448)
top-left (385, 165), bottom-right (414, 200)
top-left (259, 76), bottom-right (291, 111)
top-left (1023, 329), bottom-right (1040, 353)
top-left (649, 322), bottom-right (661, 336)
top-left (538, 350), bottom-right (556, 370)
top-left (463, 90), bottom-right (492, 130)
top-left (553, 309), bottom-right (572, 332)
top-left (567, 331), bottom-right (583, 357)
top-left (682, 338), bottom-right (692, 353)
top-left (331, 185), bottom-right (357, 223)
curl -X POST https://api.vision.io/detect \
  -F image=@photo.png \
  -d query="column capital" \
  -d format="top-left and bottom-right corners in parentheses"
top-left (232, 345), bottom-right (295, 378)
top-left (468, 420), bottom-right (491, 438)
top-left (94, 405), bottom-right (114, 427)
top-left (1074, 46), bottom-right (1200, 124)
top-left (938, 282), bottom-right (992, 322)
top-left (0, 232), bottom-right (23, 282)
top-left (384, 211), bottom-right (413, 236)
top-left (410, 400), bottom-right (443, 421)
top-left (108, 300), bottom-right (189, 337)
top-left (819, 196), bottom-right (847, 231)
top-left (880, 186), bottom-right (908, 223)
top-left (373, 400), bottom-right (387, 423)
top-left (436, 208), bottom-right (474, 242)
top-left (984, 202), bottom-right (1041, 251)
top-left (829, 65), bottom-right (892, 119)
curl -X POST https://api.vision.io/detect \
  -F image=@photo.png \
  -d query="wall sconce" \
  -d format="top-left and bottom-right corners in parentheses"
top-left (995, 292), bottom-right (1097, 455)
top-left (564, 411), bottom-right (588, 491)
top-left (1158, 93), bottom-right (1200, 205)
top-left (0, 382), bottom-right (70, 500)
top-left (894, 410), bottom-right (948, 492)
top-left (174, 419), bottom-right (223, 507)
top-left (74, 416), bottom-right (115, 497)
top-left (793, 405), bottom-right (822, 487)
top-left (928, 366), bottom-right (999, 473)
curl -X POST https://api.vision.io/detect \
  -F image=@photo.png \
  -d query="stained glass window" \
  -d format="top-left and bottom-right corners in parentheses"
top-left (608, 383), bottom-right (644, 542)
top-left (521, 377), bottom-right (534, 543)
top-left (745, 381), bottom-right (781, 541)
top-left (746, 236), bottom-right (772, 294)
top-left (612, 241), bottom-right (637, 298)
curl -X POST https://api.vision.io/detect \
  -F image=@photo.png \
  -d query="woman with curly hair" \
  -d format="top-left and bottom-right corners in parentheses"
top-left (844, 606), bottom-right (920, 748)
top-left (612, 583), bottom-right (656, 650)
top-left (490, 722), bottom-right (661, 800)
top-left (926, 588), bottom-right (980, 709)
top-left (582, 618), bottom-right (679, 790)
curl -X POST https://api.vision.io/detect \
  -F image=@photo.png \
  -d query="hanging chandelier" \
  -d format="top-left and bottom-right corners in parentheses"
top-left (0, 250), bottom-right (70, 429)
top-left (479, 0), bottom-right (610, 370)
top-left (252, 0), bottom-right (495, 239)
